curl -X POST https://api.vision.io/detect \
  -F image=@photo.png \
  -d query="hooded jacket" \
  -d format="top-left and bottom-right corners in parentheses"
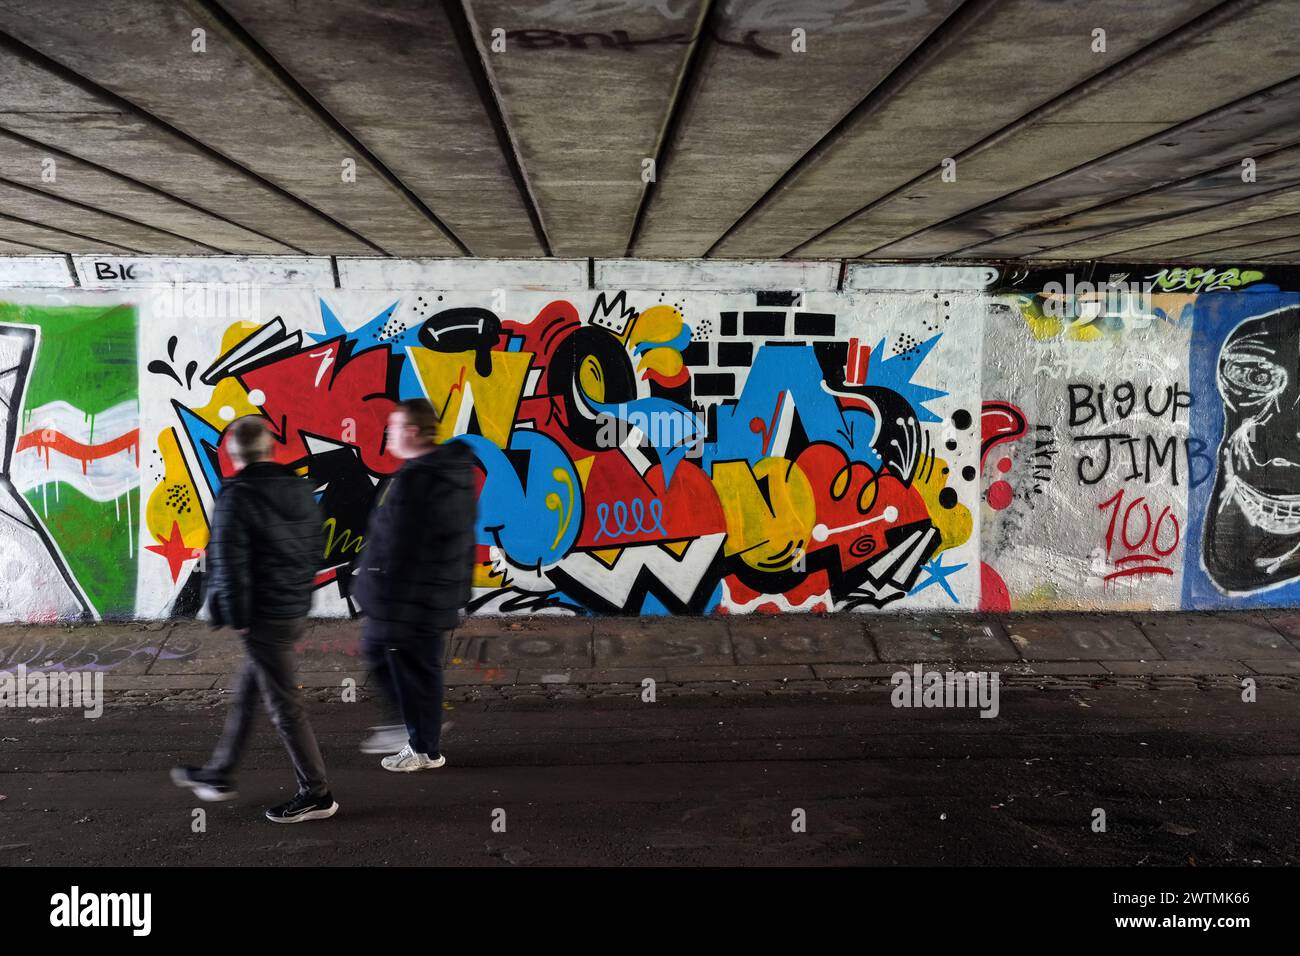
top-left (205, 461), bottom-right (326, 630)
top-left (352, 440), bottom-right (478, 630)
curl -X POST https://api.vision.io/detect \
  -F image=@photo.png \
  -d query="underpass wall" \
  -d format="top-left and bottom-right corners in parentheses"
top-left (0, 259), bottom-right (1293, 620)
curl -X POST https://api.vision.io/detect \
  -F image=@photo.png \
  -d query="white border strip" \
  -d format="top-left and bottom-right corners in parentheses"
top-left (339, 257), bottom-right (588, 290)
top-left (0, 256), bottom-right (75, 289)
top-left (594, 258), bottom-right (839, 291)
top-left (846, 263), bottom-right (1001, 292)
top-left (72, 255), bottom-right (334, 288)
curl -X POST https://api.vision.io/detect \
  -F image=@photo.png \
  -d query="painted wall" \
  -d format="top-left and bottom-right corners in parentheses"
top-left (1, 268), bottom-right (1296, 621)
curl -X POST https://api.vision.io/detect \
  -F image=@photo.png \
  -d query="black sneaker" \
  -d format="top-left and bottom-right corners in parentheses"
top-left (265, 791), bottom-right (339, 824)
top-left (170, 765), bottom-right (238, 802)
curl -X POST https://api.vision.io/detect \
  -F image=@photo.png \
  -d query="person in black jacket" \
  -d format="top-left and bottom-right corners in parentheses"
top-left (352, 398), bottom-right (477, 772)
top-left (170, 416), bottom-right (338, 823)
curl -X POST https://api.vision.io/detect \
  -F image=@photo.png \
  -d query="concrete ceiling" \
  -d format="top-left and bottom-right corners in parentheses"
top-left (0, 0), bottom-right (1297, 264)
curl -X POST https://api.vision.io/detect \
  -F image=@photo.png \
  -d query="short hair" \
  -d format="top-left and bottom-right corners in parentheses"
top-left (393, 398), bottom-right (440, 440)
top-left (226, 415), bottom-right (273, 462)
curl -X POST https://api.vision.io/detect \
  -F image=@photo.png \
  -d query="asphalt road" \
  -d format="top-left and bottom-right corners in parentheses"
top-left (2, 684), bottom-right (1298, 866)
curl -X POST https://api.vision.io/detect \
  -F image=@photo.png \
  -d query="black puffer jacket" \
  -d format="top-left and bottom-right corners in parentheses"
top-left (205, 461), bottom-right (326, 630)
top-left (352, 441), bottom-right (478, 630)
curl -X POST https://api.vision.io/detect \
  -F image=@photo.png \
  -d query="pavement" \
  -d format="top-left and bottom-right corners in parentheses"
top-left (3, 610), bottom-right (1300, 697)
top-left (2, 612), bottom-right (1299, 866)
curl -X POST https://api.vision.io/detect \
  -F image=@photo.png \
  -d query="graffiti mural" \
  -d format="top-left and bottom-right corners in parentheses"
top-left (136, 290), bottom-right (979, 617)
top-left (2, 267), bottom-right (1299, 622)
top-left (0, 300), bottom-right (140, 623)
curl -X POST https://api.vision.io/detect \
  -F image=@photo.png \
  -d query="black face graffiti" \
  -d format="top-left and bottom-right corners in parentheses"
top-left (1205, 306), bottom-right (1300, 591)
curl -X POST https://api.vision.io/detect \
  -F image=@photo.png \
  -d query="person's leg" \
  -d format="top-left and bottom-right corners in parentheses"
top-left (362, 618), bottom-right (401, 722)
top-left (202, 648), bottom-right (261, 782)
top-left (390, 628), bottom-right (448, 756)
top-left (245, 619), bottom-right (329, 798)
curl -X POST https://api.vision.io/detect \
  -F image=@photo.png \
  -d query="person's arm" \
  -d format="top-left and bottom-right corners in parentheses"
top-left (210, 486), bottom-right (252, 631)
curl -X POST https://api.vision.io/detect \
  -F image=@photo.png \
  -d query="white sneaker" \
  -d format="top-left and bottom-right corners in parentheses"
top-left (381, 743), bottom-right (447, 773)
top-left (360, 724), bottom-right (409, 754)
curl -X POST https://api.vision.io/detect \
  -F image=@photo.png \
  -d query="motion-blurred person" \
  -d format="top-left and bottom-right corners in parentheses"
top-left (352, 398), bottom-right (477, 771)
top-left (170, 415), bottom-right (338, 823)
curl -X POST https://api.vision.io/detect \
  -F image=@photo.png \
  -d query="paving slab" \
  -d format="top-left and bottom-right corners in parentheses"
top-left (1103, 660), bottom-right (1250, 676)
top-left (869, 617), bottom-right (1019, 662)
top-left (515, 667), bottom-right (667, 685)
top-left (593, 618), bottom-right (734, 667)
top-left (726, 615), bottom-right (874, 664)
top-left (1135, 613), bottom-right (1298, 660)
top-left (812, 663), bottom-right (914, 679)
top-left (0, 623), bottom-right (175, 675)
top-left (998, 661), bottom-right (1112, 677)
top-left (452, 619), bottom-right (592, 667)
top-left (1244, 659), bottom-right (1300, 675)
top-left (1003, 615), bottom-right (1161, 661)
top-left (103, 674), bottom-right (218, 691)
top-left (665, 665), bottom-right (816, 683)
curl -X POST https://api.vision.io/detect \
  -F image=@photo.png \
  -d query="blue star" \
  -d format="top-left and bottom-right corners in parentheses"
top-left (307, 298), bottom-right (426, 398)
top-left (865, 334), bottom-right (948, 423)
top-left (910, 553), bottom-right (968, 603)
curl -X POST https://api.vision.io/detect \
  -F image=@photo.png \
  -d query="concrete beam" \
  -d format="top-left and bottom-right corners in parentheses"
top-left (630, 0), bottom-right (961, 258)
top-left (218, 0), bottom-right (543, 258)
top-left (1044, 182), bottom-right (1300, 259)
top-left (869, 77), bottom-right (1300, 259)
top-left (967, 143), bottom-right (1300, 258)
top-left (0, 43), bottom-right (375, 255)
top-left (0, 0), bottom-right (458, 255)
top-left (711, 0), bottom-right (1220, 258)
top-left (0, 210), bottom-right (132, 254)
top-left (0, 128), bottom-right (298, 255)
top-left (805, 3), bottom-right (1300, 257)
top-left (1119, 211), bottom-right (1300, 260)
top-left (466, 0), bottom-right (706, 256)
top-left (0, 179), bottom-right (216, 254)
top-left (338, 257), bottom-right (588, 290)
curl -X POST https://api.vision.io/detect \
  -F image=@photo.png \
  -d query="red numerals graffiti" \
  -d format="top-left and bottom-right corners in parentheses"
top-left (1097, 489), bottom-right (1180, 581)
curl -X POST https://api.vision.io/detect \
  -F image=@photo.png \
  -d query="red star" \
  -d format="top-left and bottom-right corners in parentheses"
top-left (146, 521), bottom-right (195, 583)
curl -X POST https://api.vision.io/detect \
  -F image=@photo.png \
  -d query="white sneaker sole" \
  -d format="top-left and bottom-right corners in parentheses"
top-left (265, 801), bottom-right (339, 824)
top-left (381, 754), bottom-right (447, 773)
top-left (171, 768), bottom-right (238, 802)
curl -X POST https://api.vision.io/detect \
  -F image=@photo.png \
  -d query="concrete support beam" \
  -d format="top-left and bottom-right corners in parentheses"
top-left (711, 0), bottom-right (1220, 258)
top-left (0, 180), bottom-right (216, 255)
top-left (0, 128), bottom-right (299, 255)
top-left (0, 45), bottom-right (375, 255)
top-left (799, 0), bottom-right (1295, 258)
top-left (631, 0), bottom-right (961, 258)
top-left (866, 78), bottom-right (1300, 259)
top-left (218, 0), bottom-right (543, 257)
top-left (466, 0), bottom-right (706, 256)
top-left (0, 0), bottom-right (458, 255)
top-left (969, 144), bottom-right (1300, 259)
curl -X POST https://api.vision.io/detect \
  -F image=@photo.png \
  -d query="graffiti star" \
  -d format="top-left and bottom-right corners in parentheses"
top-left (911, 554), bottom-right (968, 603)
top-left (145, 521), bottom-right (195, 583)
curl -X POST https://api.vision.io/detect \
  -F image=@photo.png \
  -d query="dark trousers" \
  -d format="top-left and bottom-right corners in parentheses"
top-left (362, 620), bottom-right (449, 757)
top-left (205, 618), bottom-right (328, 798)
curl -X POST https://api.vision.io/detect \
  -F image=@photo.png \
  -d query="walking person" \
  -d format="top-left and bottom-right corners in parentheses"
top-left (170, 415), bottom-right (338, 823)
top-left (351, 398), bottom-right (477, 772)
